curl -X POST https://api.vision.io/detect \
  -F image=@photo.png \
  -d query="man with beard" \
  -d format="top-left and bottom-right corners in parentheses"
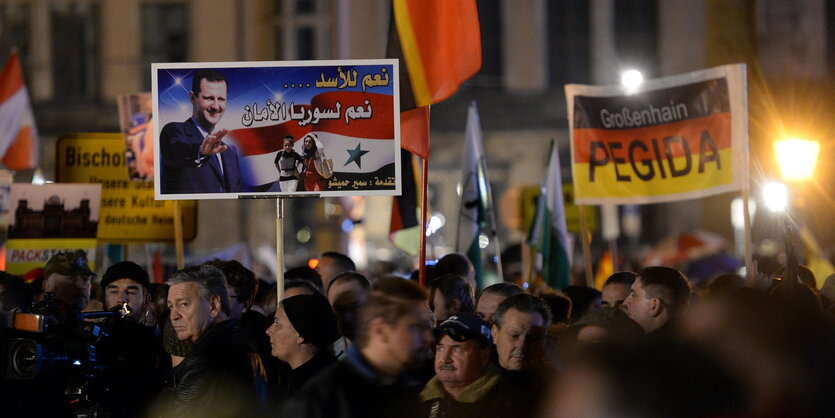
top-left (300, 133), bottom-right (332, 191)
top-left (160, 69), bottom-right (242, 194)
top-left (99, 261), bottom-right (168, 417)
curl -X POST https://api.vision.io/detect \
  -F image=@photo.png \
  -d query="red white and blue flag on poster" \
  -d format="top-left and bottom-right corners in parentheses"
top-left (152, 60), bottom-right (400, 200)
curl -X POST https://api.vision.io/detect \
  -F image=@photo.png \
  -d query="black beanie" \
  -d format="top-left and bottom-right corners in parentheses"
top-left (282, 294), bottom-right (341, 349)
top-left (101, 261), bottom-right (150, 289)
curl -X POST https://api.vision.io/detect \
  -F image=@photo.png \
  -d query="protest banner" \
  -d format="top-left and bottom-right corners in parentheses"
top-left (566, 64), bottom-right (748, 205)
top-left (55, 133), bottom-right (197, 242)
top-left (5, 238), bottom-right (97, 275)
top-left (117, 93), bottom-right (154, 181)
top-left (5, 183), bottom-right (100, 274)
top-left (0, 170), bottom-right (10, 269)
top-left (8, 183), bottom-right (102, 239)
top-left (153, 60), bottom-right (400, 200)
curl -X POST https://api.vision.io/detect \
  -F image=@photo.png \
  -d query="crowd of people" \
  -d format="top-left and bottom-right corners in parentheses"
top-left (1, 249), bottom-right (834, 417)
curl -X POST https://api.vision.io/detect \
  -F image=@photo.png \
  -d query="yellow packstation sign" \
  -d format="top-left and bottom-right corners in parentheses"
top-left (56, 134), bottom-right (196, 242)
top-left (4, 239), bottom-right (97, 275)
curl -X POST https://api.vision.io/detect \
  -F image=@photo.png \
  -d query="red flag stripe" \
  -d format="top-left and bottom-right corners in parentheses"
top-left (231, 91), bottom-right (394, 157)
top-left (1, 125), bottom-right (35, 170)
top-left (0, 52), bottom-right (24, 103)
top-left (400, 107), bottom-right (429, 158)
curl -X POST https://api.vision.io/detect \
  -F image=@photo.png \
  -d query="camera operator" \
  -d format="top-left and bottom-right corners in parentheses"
top-left (41, 250), bottom-right (95, 320)
top-left (98, 261), bottom-right (170, 417)
top-left (1, 251), bottom-right (96, 417)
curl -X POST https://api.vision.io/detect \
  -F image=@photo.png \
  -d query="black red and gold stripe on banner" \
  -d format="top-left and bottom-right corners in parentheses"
top-left (572, 78), bottom-right (734, 200)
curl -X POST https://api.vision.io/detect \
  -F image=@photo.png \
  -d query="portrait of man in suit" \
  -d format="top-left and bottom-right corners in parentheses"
top-left (160, 69), bottom-right (242, 194)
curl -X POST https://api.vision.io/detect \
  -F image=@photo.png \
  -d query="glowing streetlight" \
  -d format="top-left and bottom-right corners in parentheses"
top-left (762, 182), bottom-right (789, 212)
top-left (773, 138), bottom-right (820, 182)
top-left (621, 69), bottom-right (644, 93)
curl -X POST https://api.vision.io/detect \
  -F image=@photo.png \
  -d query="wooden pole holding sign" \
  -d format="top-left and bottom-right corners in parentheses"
top-left (276, 198), bottom-right (285, 302)
top-left (579, 205), bottom-right (594, 288)
top-left (173, 201), bottom-right (184, 269)
top-left (418, 155), bottom-right (429, 287)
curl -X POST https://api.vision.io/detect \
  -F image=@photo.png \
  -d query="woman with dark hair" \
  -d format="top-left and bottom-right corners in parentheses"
top-left (300, 133), bottom-right (332, 191)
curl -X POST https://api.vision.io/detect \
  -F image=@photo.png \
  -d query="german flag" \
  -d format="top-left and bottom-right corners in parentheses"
top-left (388, 1), bottom-right (480, 253)
top-left (390, 107), bottom-right (428, 256)
top-left (390, 149), bottom-right (422, 256)
top-left (390, 0), bottom-right (481, 111)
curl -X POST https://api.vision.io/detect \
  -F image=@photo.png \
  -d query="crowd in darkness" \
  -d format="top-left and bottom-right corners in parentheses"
top-left (1, 249), bottom-right (834, 417)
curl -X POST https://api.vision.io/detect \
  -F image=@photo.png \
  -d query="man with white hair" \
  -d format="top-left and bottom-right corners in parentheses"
top-left (155, 264), bottom-right (264, 417)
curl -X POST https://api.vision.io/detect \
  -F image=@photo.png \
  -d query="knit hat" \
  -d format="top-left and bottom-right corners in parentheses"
top-left (100, 261), bottom-right (150, 289)
top-left (282, 294), bottom-right (340, 349)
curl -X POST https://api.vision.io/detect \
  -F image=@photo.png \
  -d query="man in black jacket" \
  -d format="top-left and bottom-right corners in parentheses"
top-left (153, 264), bottom-right (263, 417)
top-left (281, 278), bottom-right (433, 417)
top-left (621, 266), bottom-right (692, 337)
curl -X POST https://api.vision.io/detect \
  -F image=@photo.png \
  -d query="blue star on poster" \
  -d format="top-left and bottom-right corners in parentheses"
top-left (345, 143), bottom-right (370, 169)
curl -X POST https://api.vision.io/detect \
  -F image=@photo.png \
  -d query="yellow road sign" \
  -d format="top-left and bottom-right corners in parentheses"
top-left (521, 184), bottom-right (597, 234)
top-left (56, 133), bottom-right (196, 242)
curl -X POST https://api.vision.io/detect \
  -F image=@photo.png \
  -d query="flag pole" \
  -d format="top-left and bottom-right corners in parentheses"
top-left (276, 198), bottom-right (285, 302)
top-left (525, 244), bottom-right (536, 288)
top-left (173, 200), bottom-right (184, 269)
top-left (486, 167), bottom-right (504, 283)
top-left (742, 184), bottom-right (753, 277)
top-left (418, 154), bottom-right (429, 287)
top-left (579, 205), bottom-right (594, 287)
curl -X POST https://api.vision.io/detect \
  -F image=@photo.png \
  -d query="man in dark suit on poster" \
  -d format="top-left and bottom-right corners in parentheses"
top-left (160, 69), bottom-right (242, 194)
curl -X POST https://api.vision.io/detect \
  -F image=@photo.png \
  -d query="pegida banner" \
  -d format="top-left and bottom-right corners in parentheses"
top-left (565, 64), bottom-right (748, 205)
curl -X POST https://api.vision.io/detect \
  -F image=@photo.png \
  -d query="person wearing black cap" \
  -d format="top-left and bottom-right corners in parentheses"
top-left (42, 249), bottom-right (95, 313)
top-left (266, 293), bottom-right (340, 402)
top-left (99, 261), bottom-right (170, 418)
top-left (418, 312), bottom-right (515, 418)
top-left (101, 260), bottom-right (152, 323)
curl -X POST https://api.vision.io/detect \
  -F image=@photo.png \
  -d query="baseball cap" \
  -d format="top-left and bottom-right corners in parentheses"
top-left (435, 312), bottom-right (492, 345)
top-left (100, 261), bottom-right (150, 289)
top-left (43, 250), bottom-right (94, 279)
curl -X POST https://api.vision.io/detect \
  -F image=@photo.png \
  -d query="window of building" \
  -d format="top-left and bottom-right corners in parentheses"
top-left (548, 0), bottom-right (591, 88)
top-left (614, 0), bottom-right (659, 77)
top-left (141, 2), bottom-right (189, 90)
top-left (0, 3), bottom-right (31, 75)
top-left (50, 3), bottom-right (100, 100)
top-left (469, 0), bottom-right (502, 88)
top-left (274, 0), bottom-right (331, 60)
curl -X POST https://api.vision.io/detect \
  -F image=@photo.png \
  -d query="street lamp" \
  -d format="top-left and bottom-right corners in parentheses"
top-left (620, 69), bottom-right (644, 94)
top-left (762, 182), bottom-right (789, 213)
top-left (770, 138), bottom-right (820, 288)
top-left (773, 138), bottom-right (820, 182)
